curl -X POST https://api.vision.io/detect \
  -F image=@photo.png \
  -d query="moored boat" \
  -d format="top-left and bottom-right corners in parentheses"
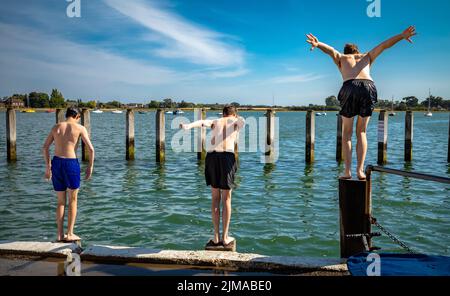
top-left (21, 109), bottom-right (36, 113)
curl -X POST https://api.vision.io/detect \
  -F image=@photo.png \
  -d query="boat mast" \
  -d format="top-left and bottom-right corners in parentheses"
top-left (428, 88), bottom-right (431, 111)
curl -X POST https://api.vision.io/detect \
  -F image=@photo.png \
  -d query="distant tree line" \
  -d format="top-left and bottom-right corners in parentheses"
top-left (375, 96), bottom-right (449, 111)
top-left (2, 90), bottom-right (448, 111)
top-left (321, 95), bottom-right (449, 111)
top-left (4, 89), bottom-right (66, 108)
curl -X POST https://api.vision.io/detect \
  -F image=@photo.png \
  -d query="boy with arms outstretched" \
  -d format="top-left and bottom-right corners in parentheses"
top-left (181, 106), bottom-right (245, 250)
top-left (307, 26), bottom-right (416, 179)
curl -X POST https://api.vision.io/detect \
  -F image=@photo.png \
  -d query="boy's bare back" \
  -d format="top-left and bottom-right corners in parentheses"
top-left (338, 54), bottom-right (373, 82)
top-left (51, 122), bottom-right (87, 158)
top-left (210, 117), bottom-right (244, 152)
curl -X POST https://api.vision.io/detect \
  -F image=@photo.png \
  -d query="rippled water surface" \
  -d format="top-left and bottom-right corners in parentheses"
top-left (0, 111), bottom-right (449, 257)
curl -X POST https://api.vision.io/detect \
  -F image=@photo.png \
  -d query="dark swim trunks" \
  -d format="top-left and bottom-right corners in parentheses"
top-left (338, 79), bottom-right (378, 118)
top-left (205, 151), bottom-right (237, 190)
top-left (51, 156), bottom-right (81, 191)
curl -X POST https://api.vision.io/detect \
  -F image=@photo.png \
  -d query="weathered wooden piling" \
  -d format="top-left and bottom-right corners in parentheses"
top-left (56, 108), bottom-right (65, 123)
top-left (377, 110), bottom-right (388, 165)
top-left (234, 139), bottom-right (239, 162)
top-left (196, 108), bottom-right (206, 161)
top-left (448, 114), bottom-right (450, 163)
top-left (336, 115), bottom-right (343, 162)
top-left (81, 108), bottom-right (91, 162)
top-left (339, 178), bottom-right (371, 258)
top-left (404, 111), bottom-right (413, 162)
top-left (305, 110), bottom-right (315, 163)
top-left (155, 109), bottom-right (165, 163)
top-left (126, 109), bottom-right (135, 160)
top-left (6, 108), bottom-right (17, 161)
top-left (264, 109), bottom-right (275, 163)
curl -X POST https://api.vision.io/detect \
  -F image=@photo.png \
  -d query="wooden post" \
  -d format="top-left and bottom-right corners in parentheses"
top-left (81, 108), bottom-right (91, 162)
top-left (56, 108), bottom-right (65, 123)
top-left (305, 110), bottom-right (315, 163)
top-left (156, 109), bottom-right (165, 163)
top-left (196, 108), bottom-right (206, 161)
top-left (448, 114), bottom-right (450, 163)
top-left (6, 108), bottom-right (17, 161)
top-left (339, 178), bottom-right (371, 258)
top-left (126, 109), bottom-right (135, 160)
top-left (234, 139), bottom-right (239, 162)
top-left (264, 109), bottom-right (275, 162)
top-left (336, 114), bottom-right (343, 162)
top-left (377, 110), bottom-right (387, 165)
top-left (404, 111), bottom-right (413, 162)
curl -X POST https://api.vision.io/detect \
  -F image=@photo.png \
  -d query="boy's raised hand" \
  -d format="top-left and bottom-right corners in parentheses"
top-left (402, 26), bottom-right (417, 43)
top-left (306, 33), bottom-right (319, 51)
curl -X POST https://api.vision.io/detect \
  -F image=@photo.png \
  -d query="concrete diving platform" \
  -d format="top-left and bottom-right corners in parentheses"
top-left (0, 241), bottom-right (82, 257)
top-left (0, 241), bottom-right (348, 275)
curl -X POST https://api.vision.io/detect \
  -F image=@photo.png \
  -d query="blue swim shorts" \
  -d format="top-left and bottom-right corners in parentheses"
top-left (51, 156), bottom-right (81, 191)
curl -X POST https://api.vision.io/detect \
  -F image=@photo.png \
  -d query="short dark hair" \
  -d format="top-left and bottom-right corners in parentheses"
top-left (223, 105), bottom-right (237, 116)
top-left (65, 107), bottom-right (80, 119)
top-left (344, 43), bottom-right (360, 54)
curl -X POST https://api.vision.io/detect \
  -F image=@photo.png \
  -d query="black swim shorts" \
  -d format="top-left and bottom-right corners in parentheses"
top-left (338, 79), bottom-right (378, 118)
top-left (205, 151), bottom-right (237, 190)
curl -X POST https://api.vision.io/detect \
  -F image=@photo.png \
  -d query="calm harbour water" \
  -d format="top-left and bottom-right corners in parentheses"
top-left (0, 110), bottom-right (449, 257)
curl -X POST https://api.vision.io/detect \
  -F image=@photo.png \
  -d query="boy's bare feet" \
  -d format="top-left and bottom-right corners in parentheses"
top-left (65, 233), bottom-right (81, 241)
top-left (223, 236), bottom-right (235, 246)
top-left (357, 171), bottom-right (366, 180)
top-left (56, 233), bottom-right (65, 242)
top-left (340, 172), bottom-right (352, 179)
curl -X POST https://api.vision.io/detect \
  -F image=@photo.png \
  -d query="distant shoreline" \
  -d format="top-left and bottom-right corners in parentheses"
top-left (0, 107), bottom-right (448, 113)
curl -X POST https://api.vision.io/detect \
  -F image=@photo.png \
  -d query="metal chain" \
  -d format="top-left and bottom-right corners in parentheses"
top-left (370, 217), bottom-right (416, 254)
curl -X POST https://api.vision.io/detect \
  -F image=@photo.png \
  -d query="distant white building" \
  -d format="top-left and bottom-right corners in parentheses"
top-left (4, 98), bottom-right (25, 108)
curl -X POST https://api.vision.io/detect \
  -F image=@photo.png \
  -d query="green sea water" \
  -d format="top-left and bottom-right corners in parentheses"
top-left (0, 111), bottom-right (448, 257)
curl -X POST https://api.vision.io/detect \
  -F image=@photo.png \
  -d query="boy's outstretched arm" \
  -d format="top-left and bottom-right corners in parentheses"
top-left (368, 26), bottom-right (417, 64)
top-left (306, 34), bottom-right (341, 66)
top-left (180, 120), bottom-right (214, 130)
top-left (80, 126), bottom-right (95, 180)
top-left (42, 127), bottom-right (55, 181)
top-left (235, 116), bottom-right (245, 130)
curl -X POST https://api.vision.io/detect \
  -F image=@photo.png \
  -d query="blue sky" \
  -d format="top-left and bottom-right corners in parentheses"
top-left (1, 0), bottom-right (449, 105)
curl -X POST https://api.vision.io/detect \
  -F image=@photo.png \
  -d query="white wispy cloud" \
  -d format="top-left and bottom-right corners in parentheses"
top-left (209, 68), bottom-right (249, 78)
top-left (269, 74), bottom-right (324, 84)
top-left (104, 0), bottom-right (245, 68)
top-left (0, 23), bottom-right (182, 98)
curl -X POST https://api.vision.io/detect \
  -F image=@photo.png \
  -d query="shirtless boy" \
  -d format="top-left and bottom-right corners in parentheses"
top-left (307, 26), bottom-right (416, 179)
top-left (180, 106), bottom-right (245, 250)
top-left (42, 107), bottom-right (95, 242)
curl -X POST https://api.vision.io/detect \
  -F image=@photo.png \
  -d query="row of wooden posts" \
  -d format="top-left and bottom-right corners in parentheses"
top-left (4, 108), bottom-right (450, 164)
